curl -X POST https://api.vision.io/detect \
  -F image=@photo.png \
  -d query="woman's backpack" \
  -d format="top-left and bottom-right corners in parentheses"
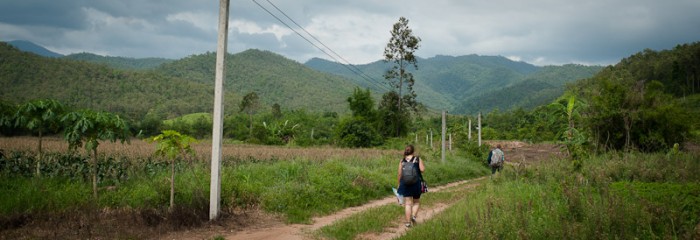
top-left (489, 149), bottom-right (504, 167)
top-left (401, 157), bottom-right (419, 185)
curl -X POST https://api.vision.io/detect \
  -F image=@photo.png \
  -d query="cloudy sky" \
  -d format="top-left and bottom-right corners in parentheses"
top-left (1, 0), bottom-right (699, 66)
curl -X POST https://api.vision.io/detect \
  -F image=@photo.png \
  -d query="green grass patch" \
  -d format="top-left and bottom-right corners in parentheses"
top-left (0, 150), bottom-right (488, 224)
top-left (315, 179), bottom-right (483, 239)
top-left (398, 151), bottom-right (700, 239)
top-left (162, 112), bottom-right (211, 126)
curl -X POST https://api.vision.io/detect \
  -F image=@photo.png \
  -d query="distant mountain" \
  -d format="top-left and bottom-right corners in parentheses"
top-left (1, 43), bottom-right (361, 121)
top-left (64, 52), bottom-right (174, 70)
top-left (456, 64), bottom-right (604, 113)
top-left (7, 40), bottom-right (64, 58)
top-left (0, 42), bottom-right (214, 120)
top-left (155, 49), bottom-right (361, 113)
top-left (306, 56), bottom-right (602, 114)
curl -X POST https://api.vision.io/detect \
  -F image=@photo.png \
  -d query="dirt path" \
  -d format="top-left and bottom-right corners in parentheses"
top-left (221, 177), bottom-right (486, 240)
top-left (161, 141), bottom-right (558, 240)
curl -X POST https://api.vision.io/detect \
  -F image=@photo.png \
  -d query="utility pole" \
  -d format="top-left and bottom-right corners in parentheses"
top-left (441, 111), bottom-right (446, 163)
top-left (210, 0), bottom-right (229, 220)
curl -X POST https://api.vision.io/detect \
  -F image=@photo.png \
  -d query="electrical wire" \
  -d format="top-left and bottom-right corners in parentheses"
top-left (252, 0), bottom-right (391, 92)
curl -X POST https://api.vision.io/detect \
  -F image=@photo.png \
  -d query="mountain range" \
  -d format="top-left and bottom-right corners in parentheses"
top-left (1, 40), bottom-right (602, 120)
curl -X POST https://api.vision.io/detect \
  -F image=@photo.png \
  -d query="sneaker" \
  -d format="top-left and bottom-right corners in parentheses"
top-left (405, 223), bottom-right (412, 228)
top-left (411, 216), bottom-right (417, 225)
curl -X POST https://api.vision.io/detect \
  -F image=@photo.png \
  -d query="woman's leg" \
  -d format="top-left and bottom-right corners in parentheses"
top-left (404, 197), bottom-right (414, 225)
top-left (411, 197), bottom-right (421, 222)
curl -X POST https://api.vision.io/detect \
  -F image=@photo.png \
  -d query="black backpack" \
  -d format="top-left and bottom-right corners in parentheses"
top-left (401, 157), bottom-right (419, 185)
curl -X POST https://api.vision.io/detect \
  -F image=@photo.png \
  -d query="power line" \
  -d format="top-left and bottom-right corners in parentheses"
top-left (263, 0), bottom-right (383, 88)
top-left (252, 0), bottom-right (390, 92)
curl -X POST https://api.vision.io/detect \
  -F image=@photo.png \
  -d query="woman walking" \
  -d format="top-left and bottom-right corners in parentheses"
top-left (397, 145), bottom-right (425, 227)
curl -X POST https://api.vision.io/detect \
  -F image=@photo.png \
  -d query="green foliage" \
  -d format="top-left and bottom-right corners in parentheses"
top-left (335, 116), bottom-right (383, 148)
top-left (308, 55), bottom-right (601, 115)
top-left (150, 130), bottom-right (195, 161)
top-left (14, 98), bottom-right (65, 136)
top-left (0, 100), bottom-right (18, 135)
top-left (383, 17), bottom-right (421, 125)
top-left (162, 113), bottom-right (212, 139)
top-left (62, 110), bottom-right (130, 152)
top-left (64, 52), bottom-right (173, 70)
top-left (62, 109), bottom-right (130, 197)
top-left (580, 66), bottom-right (691, 152)
top-left (377, 91), bottom-right (412, 137)
top-left (149, 130), bottom-right (197, 209)
top-left (402, 151), bottom-right (700, 240)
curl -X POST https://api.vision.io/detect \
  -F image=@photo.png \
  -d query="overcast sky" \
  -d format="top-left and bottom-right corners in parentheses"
top-left (1, 0), bottom-right (699, 66)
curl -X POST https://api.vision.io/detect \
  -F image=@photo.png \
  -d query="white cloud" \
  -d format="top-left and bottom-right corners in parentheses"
top-left (231, 19), bottom-right (292, 42)
top-left (166, 11), bottom-right (217, 33)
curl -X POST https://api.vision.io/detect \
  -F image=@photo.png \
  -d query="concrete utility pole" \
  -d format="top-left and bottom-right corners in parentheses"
top-left (430, 129), bottom-right (433, 149)
top-left (441, 111), bottom-right (446, 163)
top-left (468, 119), bottom-right (472, 141)
top-left (478, 112), bottom-right (482, 147)
top-left (210, 0), bottom-right (229, 220)
top-left (449, 133), bottom-right (452, 151)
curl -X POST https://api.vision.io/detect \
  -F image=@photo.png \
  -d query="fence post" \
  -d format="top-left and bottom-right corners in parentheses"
top-left (478, 112), bottom-right (482, 147)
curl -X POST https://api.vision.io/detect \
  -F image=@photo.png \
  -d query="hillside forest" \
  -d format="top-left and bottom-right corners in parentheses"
top-left (2, 41), bottom-right (699, 151)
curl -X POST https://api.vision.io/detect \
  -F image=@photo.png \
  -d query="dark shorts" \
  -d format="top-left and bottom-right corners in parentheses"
top-left (491, 165), bottom-right (502, 174)
top-left (398, 181), bottom-right (422, 199)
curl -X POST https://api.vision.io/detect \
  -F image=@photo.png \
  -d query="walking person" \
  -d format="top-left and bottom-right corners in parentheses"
top-left (487, 144), bottom-right (505, 177)
top-left (397, 145), bottom-right (425, 228)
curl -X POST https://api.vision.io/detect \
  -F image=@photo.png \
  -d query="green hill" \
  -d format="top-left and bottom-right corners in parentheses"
top-left (6, 40), bottom-right (64, 58)
top-left (0, 42), bottom-right (215, 120)
top-left (456, 64), bottom-right (603, 113)
top-left (64, 52), bottom-right (174, 70)
top-left (305, 55), bottom-right (602, 114)
top-left (1, 44), bottom-right (360, 122)
top-left (155, 49), bottom-right (360, 113)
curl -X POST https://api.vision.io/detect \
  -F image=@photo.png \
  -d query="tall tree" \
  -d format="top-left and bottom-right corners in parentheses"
top-left (62, 110), bottom-right (130, 197)
top-left (239, 92), bottom-right (261, 138)
top-left (14, 99), bottom-right (65, 176)
top-left (347, 87), bottom-right (377, 121)
top-left (383, 17), bottom-right (421, 136)
top-left (377, 91), bottom-right (411, 138)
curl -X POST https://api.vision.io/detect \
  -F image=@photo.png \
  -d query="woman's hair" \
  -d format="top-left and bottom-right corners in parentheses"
top-left (404, 145), bottom-right (415, 156)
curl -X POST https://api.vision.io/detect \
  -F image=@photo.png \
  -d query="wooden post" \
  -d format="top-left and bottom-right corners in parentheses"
top-left (441, 111), bottom-right (446, 163)
top-left (478, 112), bottom-right (482, 147)
top-left (430, 129), bottom-right (433, 149)
top-left (210, 0), bottom-right (229, 220)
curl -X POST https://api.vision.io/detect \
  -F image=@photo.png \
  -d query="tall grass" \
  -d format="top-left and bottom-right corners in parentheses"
top-left (400, 151), bottom-right (700, 239)
top-left (0, 140), bottom-right (488, 224)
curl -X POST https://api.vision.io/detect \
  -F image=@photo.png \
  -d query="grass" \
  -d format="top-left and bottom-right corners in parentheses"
top-left (397, 151), bottom-right (700, 239)
top-left (314, 180), bottom-right (483, 240)
top-left (0, 138), bottom-right (489, 225)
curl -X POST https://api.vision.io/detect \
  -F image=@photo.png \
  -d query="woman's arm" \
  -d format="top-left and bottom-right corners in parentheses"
top-left (419, 157), bottom-right (425, 173)
top-left (397, 160), bottom-right (402, 187)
